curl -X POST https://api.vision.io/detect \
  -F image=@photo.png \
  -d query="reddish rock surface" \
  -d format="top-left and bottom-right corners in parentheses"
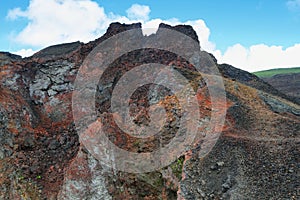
top-left (0, 22), bottom-right (299, 199)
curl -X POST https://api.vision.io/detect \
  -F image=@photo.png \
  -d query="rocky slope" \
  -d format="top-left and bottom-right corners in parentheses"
top-left (0, 22), bottom-right (299, 200)
top-left (262, 73), bottom-right (300, 101)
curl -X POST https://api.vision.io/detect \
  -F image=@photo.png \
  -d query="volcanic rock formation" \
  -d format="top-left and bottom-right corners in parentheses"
top-left (0, 22), bottom-right (299, 199)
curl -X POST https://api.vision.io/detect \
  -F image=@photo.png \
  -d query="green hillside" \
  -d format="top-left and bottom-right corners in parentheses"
top-left (253, 67), bottom-right (300, 77)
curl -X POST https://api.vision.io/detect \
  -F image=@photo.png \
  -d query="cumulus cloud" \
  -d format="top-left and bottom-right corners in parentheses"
top-left (7, 0), bottom-right (217, 56)
top-left (126, 4), bottom-right (150, 21)
top-left (217, 43), bottom-right (300, 72)
top-left (141, 18), bottom-right (217, 53)
top-left (184, 20), bottom-right (217, 53)
top-left (7, 0), bottom-right (109, 47)
top-left (6, 0), bottom-right (300, 72)
top-left (7, 7), bottom-right (27, 20)
top-left (13, 48), bottom-right (37, 58)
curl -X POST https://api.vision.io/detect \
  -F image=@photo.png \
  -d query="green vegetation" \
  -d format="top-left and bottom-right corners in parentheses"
top-left (253, 67), bottom-right (300, 78)
top-left (170, 156), bottom-right (185, 179)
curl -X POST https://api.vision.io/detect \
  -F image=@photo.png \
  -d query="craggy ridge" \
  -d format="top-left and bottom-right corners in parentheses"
top-left (0, 22), bottom-right (299, 199)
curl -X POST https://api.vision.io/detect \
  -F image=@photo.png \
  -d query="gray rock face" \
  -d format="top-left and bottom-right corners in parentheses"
top-left (57, 150), bottom-right (112, 200)
top-left (30, 73), bottom-right (51, 104)
top-left (0, 52), bottom-right (21, 66)
top-left (0, 112), bottom-right (14, 159)
top-left (3, 73), bottom-right (21, 91)
top-left (29, 61), bottom-right (75, 104)
top-left (259, 92), bottom-right (300, 116)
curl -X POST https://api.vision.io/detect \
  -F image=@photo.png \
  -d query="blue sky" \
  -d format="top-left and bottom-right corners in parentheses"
top-left (1, 0), bottom-right (300, 72)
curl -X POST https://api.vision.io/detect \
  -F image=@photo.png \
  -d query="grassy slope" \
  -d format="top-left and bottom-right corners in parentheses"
top-left (253, 67), bottom-right (300, 77)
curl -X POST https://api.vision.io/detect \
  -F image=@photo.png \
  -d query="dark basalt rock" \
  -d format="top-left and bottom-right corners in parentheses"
top-left (158, 23), bottom-right (199, 43)
top-left (0, 52), bottom-right (22, 60)
top-left (32, 41), bottom-right (82, 58)
top-left (0, 52), bottom-right (22, 66)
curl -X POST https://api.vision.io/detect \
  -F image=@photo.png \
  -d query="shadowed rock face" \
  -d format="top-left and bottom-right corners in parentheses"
top-left (0, 52), bottom-right (22, 66)
top-left (0, 22), bottom-right (299, 199)
top-left (31, 41), bottom-right (83, 60)
top-left (262, 73), bottom-right (300, 102)
top-left (158, 23), bottom-right (199, 43)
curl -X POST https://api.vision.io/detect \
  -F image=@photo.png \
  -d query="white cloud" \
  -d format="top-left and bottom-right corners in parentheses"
top-left (7, 7), bottom-right (27, 20)
top-left (184, 20), bottom-right (216, 53)
top-left (6, 0), bottom-right (300, 72)
top-left (13, 48), bottom-right (37, 58)
top-left (126, 4), bottom-right (150, 21)
top-left (8, 0), bottom-right (109, 47)
top-left (7, 0), bottom-right (216, 54)
top-left (217, 43), bottom-right (300, 72)
top-left (139, 19), bottom-right (217, 54)
top-left (287, 0), bottom-right (300, 11)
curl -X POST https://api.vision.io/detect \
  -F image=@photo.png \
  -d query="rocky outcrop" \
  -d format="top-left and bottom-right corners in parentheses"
top-left (262, 72), bottom-right (300, 102)
top-left (218, 63), bottom-right (300, 105)
top-left (0, 22), bottom-right (299, 199)
top-left (0, 52), bottom-right (21, 66)
top-left (158, 23), bottom-right (199, 43)
top-left (31, 41), bottom-right (83, 61)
